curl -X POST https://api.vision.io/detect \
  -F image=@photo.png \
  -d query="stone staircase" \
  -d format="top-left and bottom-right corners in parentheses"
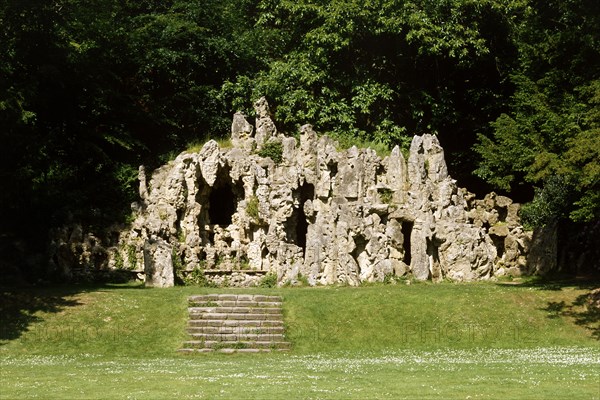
top-left (179, 294), bottom-right (291, 353)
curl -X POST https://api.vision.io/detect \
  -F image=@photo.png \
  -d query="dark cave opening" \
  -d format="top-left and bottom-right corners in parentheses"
top-left (208, 183), bottom-right (236, 226)
top-left (297, 183), bottom-right (314, 251)
top-left (328, 161), bottom-right (338, 177)
top-left (426, 237), bottom-right (442, 280)
top-left (401, 221), bottom-right (413, 265)
top-left (351, 234), bottom-right (367, 264)
top-left (497, 207), bottom-right (508, 222)
top-left (426, 238), bottom-right (440, 265)
top-left (286, 183), bottom-right (314, 252)
top-left (491, 235), bottom-right (505, 259)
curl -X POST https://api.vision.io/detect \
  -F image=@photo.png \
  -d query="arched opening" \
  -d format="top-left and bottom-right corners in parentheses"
top-left (286, 183), bottom-right (314, 253)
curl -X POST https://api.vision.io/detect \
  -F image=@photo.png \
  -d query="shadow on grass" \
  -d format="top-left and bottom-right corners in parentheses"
top-left (0, 282), bottom-right (145, 344)
top-left (496, 276), bottom-right (600, 340)
top-left (0, 287), bottom-right (82, 344)
top-left (496, 275), bottom-right (600, 291)
top-left (542, 292), bottom-right (600, 340)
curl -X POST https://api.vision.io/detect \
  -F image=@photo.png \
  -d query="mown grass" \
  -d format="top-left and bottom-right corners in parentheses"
top-left (1, 280), bottom-right (599, 399)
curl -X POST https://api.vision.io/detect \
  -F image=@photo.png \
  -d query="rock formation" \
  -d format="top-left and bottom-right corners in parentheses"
top-left (111, 98), bottom-right (533, 287)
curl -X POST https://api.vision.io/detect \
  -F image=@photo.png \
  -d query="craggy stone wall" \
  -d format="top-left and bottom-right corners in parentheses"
top-left (110, 98), bottom-right (534, 287)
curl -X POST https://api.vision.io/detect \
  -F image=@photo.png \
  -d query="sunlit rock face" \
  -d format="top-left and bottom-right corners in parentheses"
top-left (116, 98), bottom-right (532, 287)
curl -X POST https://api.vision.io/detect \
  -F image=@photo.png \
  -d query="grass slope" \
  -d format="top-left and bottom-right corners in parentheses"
top-left (1, 280), bottom-right (599, 399)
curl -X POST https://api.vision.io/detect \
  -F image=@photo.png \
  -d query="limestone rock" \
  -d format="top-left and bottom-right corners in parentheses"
top-left (199, 140), bottom-right (220, 186)
top-left (254, 97), bottom-right (276, 149)
top-left (143, 239), bottom-right (174, 288)
top-left (385, 146), bottom-right (407, 194)
top-left (408, 134), bottom-right (448, 190)
top-left (138, 165), bottom-right (148, 203)
top-left (47, 224), bottom-right (111, 280)
top-left (489, 224), bottom-right (509, 237)
top-left (231, 112), bottom-right (253, 144)
top-left (106, 98), bottom-right (534, 287)
top-left (410, 223), bottom-right (430, 280)
top-left (527, 221), bottom-right (558, 275)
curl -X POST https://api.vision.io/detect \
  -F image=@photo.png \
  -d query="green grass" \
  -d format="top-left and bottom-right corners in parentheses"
top-left (1, 281), bottom-right (599, 399)
top-left (334, 136), bottom-right (393, 158)
top-left (185, 136), bottom-right (232, 154)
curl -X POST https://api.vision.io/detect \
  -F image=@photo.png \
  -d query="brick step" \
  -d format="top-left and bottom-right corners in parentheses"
top-left (189, 294), bottom-right (282, 303)
top-left (189, 333), bottom-right (286, 341)
top-left (183, 340), bottom-right (291, 350)
top-left (189, 306), bottom-right (283, 314)
top-left (189, 300), bottom-right (282, 308)
top-left (187, 326), bottom-right (285, 334)
top-left (188, 312), bottom-right (283, 321)
top-left (188, 319), bottom-right (284, 328)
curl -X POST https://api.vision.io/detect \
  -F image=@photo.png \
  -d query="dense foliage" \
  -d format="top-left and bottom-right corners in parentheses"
top-left (1, 0), bottom-right (598, 275)
top-left (1, 0), bottom-right (263, 243)
top-left (227, 0), bottom-right (518, 142)
top-left (474, 0), bottom-right (600, 224)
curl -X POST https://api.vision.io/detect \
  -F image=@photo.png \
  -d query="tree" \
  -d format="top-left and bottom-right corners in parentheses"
top-left (222, 0), bottom-right (523, 186)
top-left (0, 0), bottom-right (268, 281)
top-left (475, 0), bottom-right (600, 224)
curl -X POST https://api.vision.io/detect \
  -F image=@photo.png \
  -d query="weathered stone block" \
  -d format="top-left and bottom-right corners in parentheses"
top-left (144, 239), bottom-right (174, 288)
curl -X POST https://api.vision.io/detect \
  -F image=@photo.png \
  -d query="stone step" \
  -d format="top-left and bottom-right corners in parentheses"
top-left (178, 348), bottom-right (288, 354)
top-left (188, 319), bottom-right (284, 328)
top-left (189, 333), bottom-right (286, 341)
top-left (189, 294), bottom-right (282, 303)
top-left (187, 326), bottom-right (285, 334)
top-left (183, 340), bottom-right (292, 350)
top-left (189, 306), bottom-right (283, 314)
top-left (181, 294), bottom-right (290, 354)
top-left (188, 312), bottom-right (283, 321)
top-left (188, 300), bottom-right (282, 308)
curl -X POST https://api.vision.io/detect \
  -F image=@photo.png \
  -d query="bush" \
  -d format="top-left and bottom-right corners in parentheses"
top-left (520, 175), bottom-right (574, 228)
top-left (378, 188), bottom-right (394, 205)
top-left (257, 141), bottom-right (283, 164)
top-left (297, 274), bottom-right (310, 286)
top-left (259, 272), bottom-right (278, 288)
top-left (181, 267), bottom-right (218, 287)
top-left (246, 196), bottom-right (260, 220)
top-left (126, 245), bottom-right (137, 270)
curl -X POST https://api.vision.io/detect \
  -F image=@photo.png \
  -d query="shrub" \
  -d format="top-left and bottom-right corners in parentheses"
top-left (383, 273), bottom-right (403, 285)
top-left (257, 141), bottom-right (283, 164)
top-left (378, 188), bottom-right (394, 204)
top-left (246, 196), bottom-right (260, 220)
top-left (238, 255), bottom-right (251, 270)
top-left (297, 274), bottom-right (310, 286)
top-left (114, 251), bottom-right (125, 270)
top-left (171, 248), bottom-right (184, 272)
top-left (259, 272), bottom-right (278, 288)
top-left (181, 267), bottom-right (218, 287)
top-left (520, 175), bottom-right (574, 228)
top-left (126, 245), bottom-right (137, 270)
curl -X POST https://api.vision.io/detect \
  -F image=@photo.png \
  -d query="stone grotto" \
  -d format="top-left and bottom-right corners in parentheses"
top-left (51, 98), bottom-right (538, 287)
top-left (104, 97), bottom-right (538, 287)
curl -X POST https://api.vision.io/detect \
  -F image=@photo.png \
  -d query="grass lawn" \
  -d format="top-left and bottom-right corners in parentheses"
top-left (1, 280), bottom-right (599, 399)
